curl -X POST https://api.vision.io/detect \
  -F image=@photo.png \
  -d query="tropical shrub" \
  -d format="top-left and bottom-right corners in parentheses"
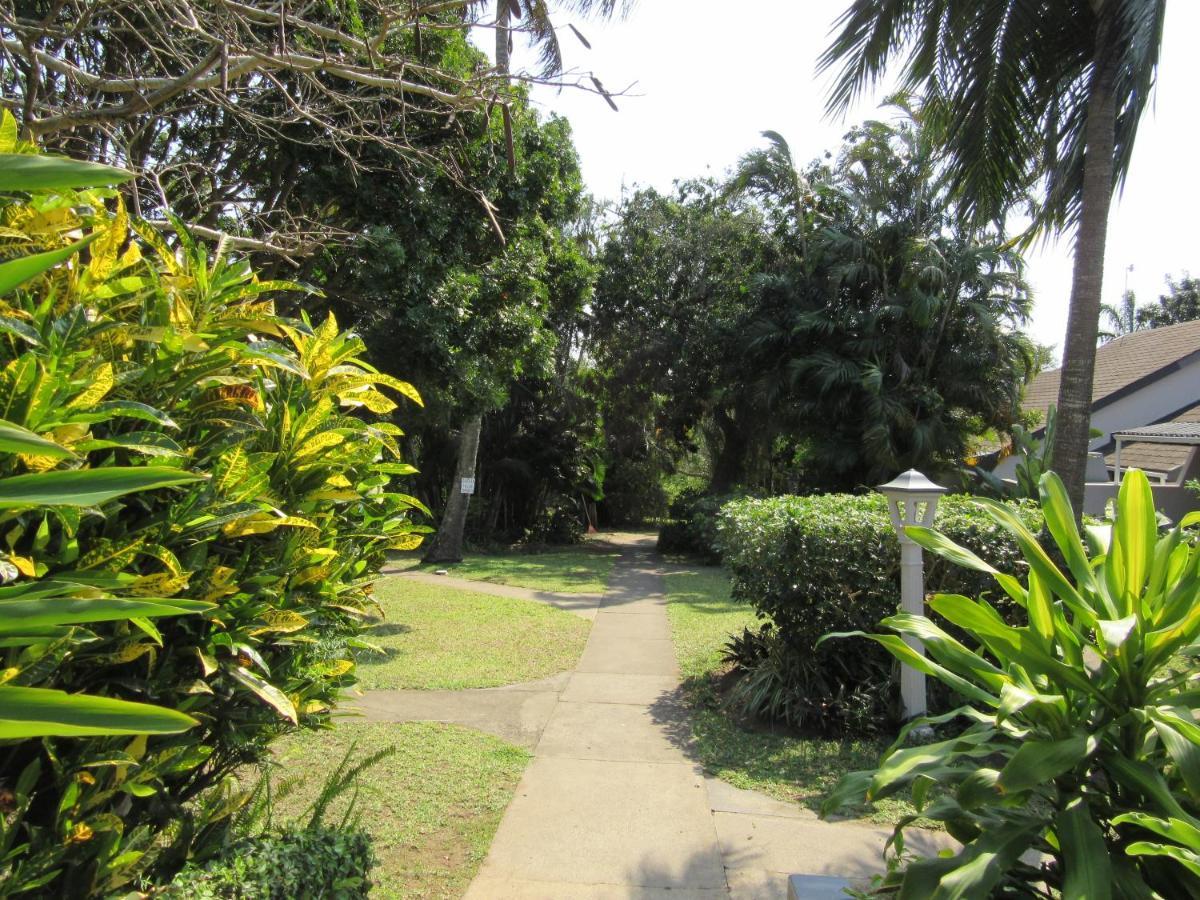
top-left (657, 489), bottom-right (747, 562)
top-left (0, 124), bottom-right (424, 895)
top-left (822, 470), bottom-right (1200, 898)
top-left (164, 825), bottom-right (374, 900)
top-left (717, 493), bottom-right (1041, 732)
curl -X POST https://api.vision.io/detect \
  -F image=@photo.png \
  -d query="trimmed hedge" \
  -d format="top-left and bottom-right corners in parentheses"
top-left (166, 825), bottom-right (374, 899)
top-left (657, 489), bottom-right (748, 562)
top-left (717, 493), bottom-right (1041, 733)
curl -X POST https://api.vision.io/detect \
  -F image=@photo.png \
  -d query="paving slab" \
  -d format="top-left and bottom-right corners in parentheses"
top-left (576, 636), bottom-right (679, 675)
top-left (587, 611), bottom-right (673, 640)
top-left (712, 812), bottom-right (953, 880)
top-left (475, 757), bottom-right (727, 890)
top-left (465, 877), bottom-right (730, 899)
top-left (704, 778), bottom-right (817, 821)
top-left (537, 700), bottom-right (692, 763)
top-left (597, 593), bottom-right (671, 616)
top-left (561, 672), bottom-right (681, 706)
top-left (354, 685), bottom-right (560, 751)
top-left (726, 867), bottom-right (789, 900)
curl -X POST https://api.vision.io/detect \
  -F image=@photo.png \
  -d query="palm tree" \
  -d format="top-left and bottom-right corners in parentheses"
top-left (478, 0), bottom-right (630, 76)
top-left (1098, 289), bottom-right (1140, 341)
top-left (820, 1), bottom-right (1166, 513)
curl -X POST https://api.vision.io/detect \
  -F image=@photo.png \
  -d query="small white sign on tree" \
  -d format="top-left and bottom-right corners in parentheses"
top-left (460, 477), bottom-right (476, 495)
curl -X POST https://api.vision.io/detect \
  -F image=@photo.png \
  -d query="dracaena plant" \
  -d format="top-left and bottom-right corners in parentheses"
top-left (0, 113), bottom-right (426, 895)
top-left (821, 469), bottom-right (1200, 899)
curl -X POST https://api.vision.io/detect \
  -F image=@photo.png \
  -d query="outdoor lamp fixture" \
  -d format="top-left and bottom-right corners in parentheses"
top-left (877, 469), bottom-right (948, 720)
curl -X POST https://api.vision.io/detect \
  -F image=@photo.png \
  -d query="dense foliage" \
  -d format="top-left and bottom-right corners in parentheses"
top-left (165, 825), bottom-right (374, 899)
top-left (824, 470), bottom-right (1200, 899)
top-left (717, 493), bottom-right (1041, 733)
top-left (591, 111), bottom-right (1035, 500)
top-left (0, 132), bottom-right (422, 895)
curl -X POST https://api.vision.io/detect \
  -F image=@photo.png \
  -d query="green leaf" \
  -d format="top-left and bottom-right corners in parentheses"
top-left (998, 733), bottom-right (1097, 795)
top-left (227, 665), bottom-right (297, 724)
top-left (1150, 715), bottom-right (1200, 798)
top-left (929, 820), bottom-right (1042, 900)
top-left (0, 597), bottom-right (210, 633)
top-left (0, 466), bottom-right (203, 509)
top-left (0, 685), bottom-right (197, 738)
top-left (1110, 469), bottom-right (1157, 615)
top-left (906, 525), bottom-right (997, 573)
top-left (1113, 812), bottom-right (1200, 852)
top-left (1123, 842), bottom-right (1200, 879)
top-left (0, 234), bottom-right (99, 296)
top-left (1058, 797), bottom-right (1112, 900)
top-left (0, 418), bottom-right (73, 458)
top-left (1038, 472), bottom-right (1098, 593)
top-left (0, 153), bottom-right (132, 191)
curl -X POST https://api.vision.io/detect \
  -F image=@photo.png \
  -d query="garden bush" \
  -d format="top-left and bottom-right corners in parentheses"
top-left (0, 126), bottom-right (425, 895)
top-left (717, 492), bottom-right (1041, 733)
top-left (164, 825), bottom-right (374, 899)
top-left (657, 488), bottom-right (748, 562)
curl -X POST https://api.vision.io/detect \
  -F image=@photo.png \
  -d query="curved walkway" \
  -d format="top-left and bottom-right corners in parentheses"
top-left (365, 536), bottom-right (950, 898)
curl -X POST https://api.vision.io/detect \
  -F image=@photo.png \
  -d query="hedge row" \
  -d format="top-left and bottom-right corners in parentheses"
top-left (716, 493), bottom-right (1042, 732)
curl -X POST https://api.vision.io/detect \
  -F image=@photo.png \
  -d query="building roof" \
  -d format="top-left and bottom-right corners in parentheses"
top-left (1104, 401), bottom-right (1200, 476)
top-left (1024, 318), bottom-right (1200, 425)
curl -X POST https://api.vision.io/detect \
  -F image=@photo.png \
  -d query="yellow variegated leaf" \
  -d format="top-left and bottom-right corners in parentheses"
top-left (88, 198), bottom-right (128, 281)
top-left (51, 423), bottom-right (92, 446)
top-left (66, 362), bottom-right (115, 409)
top-left (313, 659), bottom-right (353, 678)
top-left (0, 110), bottom-right (16, 153)
top-left (222, 513), bottom-right (316, 538)
top-left (182, 334), bottom-right (210, 352)
top-left (389, 534), bottom-right (425, 551)
top-left (78, 539), bottom-right (141, 572)
top-left (326, 473), bottom-right (352, 488)
top-left (307, 547), bottom-right (337, 562)
top-left (213, 447), bottom-right (248, 496)
top-left (195, 648), bottom-right (218, 676)
top-left (7, 555), bottom-right (35, 577)
top-left (250, 609), bottom-right (309, 635)
top-left (0, 666), bottom-right (19, 685)
top-left (292, 564), bottom-right (330, 587)
top-left (295, 431), bottom-right (344, 458)
top-left (341, 389), bottom-right (397, 414)
top-left (127, 326), bottom-right (166, 343)
top-left (108, 641), bottom-right (154, 664)
top-left (16, 453), bottom-right (61, 472)
top-left (307, 489), bottom-right (360, 502)
top-left (130, 572), bottom-right (190, 598)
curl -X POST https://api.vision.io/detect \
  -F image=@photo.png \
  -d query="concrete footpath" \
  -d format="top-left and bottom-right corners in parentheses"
top-left (447, 536), bottom-right (950, 899)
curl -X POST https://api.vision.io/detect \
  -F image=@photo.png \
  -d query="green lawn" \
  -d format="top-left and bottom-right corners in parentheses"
top-left (393, 544), bottom-right (621, 593)
top-left (357, 577), bottom-right (590, 689)
top-left (663, 564), bottom-right (913, 824)
top-left (269, 722), bottom-right (528, 899)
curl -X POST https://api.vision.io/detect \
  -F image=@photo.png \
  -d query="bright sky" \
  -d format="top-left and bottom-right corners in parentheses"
top-left (496, 0), bottom-right (1200, 361)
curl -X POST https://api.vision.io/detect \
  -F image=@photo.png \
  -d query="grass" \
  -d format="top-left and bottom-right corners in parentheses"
top-left (268, 722), bottom-right (529, 899)
top-left (357, 577), bottom-right (590, 690)
top-left (663, 563), bottom-right (914, 825)
top-left (392, 543), bottom-right (621, 593)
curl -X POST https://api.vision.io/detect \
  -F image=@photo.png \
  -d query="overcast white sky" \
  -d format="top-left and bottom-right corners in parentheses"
top-left (489, 0), bottom-right (1199, 361)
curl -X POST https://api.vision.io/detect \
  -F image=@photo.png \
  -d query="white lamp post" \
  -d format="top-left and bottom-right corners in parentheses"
top-left (877, 469), bottom-right (947, 720)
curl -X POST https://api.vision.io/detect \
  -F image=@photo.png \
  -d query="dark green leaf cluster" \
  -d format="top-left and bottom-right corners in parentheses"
top-left (164, 824), bottom-right (375, 900)
top-left (717, 493), bottom-right (1040, 733)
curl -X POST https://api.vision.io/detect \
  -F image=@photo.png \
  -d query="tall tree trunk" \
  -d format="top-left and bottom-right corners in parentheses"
top-left (495, 2), bottom-right (512, 74)
top-left (423, 413), bottom-right (483, 563)
top-left (1051, 26), bottom-right (1119, 518)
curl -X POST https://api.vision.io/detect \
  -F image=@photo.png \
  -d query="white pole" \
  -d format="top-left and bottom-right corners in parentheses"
top-left (898, 528), bottom-right (927, 719)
